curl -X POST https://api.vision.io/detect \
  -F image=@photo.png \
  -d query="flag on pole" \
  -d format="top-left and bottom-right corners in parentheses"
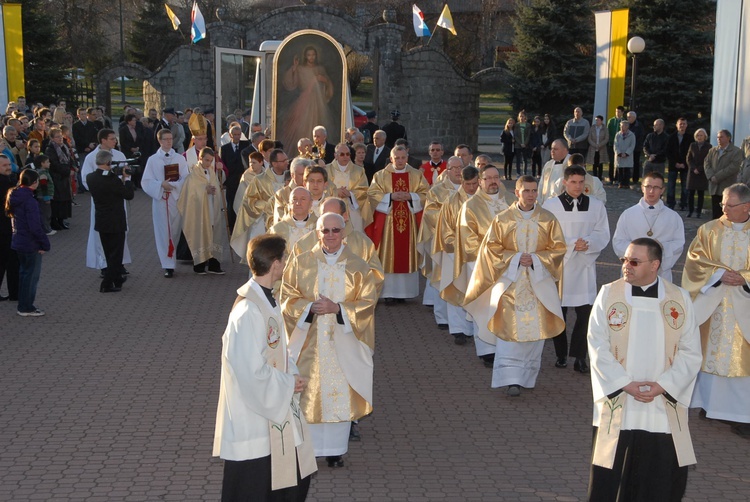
top-left (164, 4), bottom-right (180, 31)
top-left (412, 5), bottom-right (431, 37)
top-left (191, 2), bottom-right (206, 43)
top-left (436, 4), bottom-right (457, 36)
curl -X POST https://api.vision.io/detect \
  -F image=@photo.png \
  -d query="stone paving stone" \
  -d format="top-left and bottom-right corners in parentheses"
top-left (0, 185), bottom-right (748, 501)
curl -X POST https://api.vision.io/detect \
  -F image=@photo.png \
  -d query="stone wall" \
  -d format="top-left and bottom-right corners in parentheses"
top-left (395, 48), bottom-right (480, 152)
top-left (143, 46), bottom-right (213, 113)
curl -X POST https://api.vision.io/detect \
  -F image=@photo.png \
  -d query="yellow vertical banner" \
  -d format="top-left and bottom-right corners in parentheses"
top-left (3, 3), bottom-right (25, 102)
top-left (607, 9), bottom-right (629, 119)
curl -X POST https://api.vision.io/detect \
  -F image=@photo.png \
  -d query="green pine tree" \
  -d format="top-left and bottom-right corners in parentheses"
top-left (128, 0), bottom-right (184, 71)
top-left (620, 0), bottom-right (714, 129)
top-left (21, 0), bottom-right (72, 104)
top-left (506, 0), bottom-right (595, 120)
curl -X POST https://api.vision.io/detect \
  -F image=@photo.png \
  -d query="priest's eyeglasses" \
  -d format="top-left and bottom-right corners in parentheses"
top-left (719, 201), bottom-right (747, 209)
top-left (319, 227), bottom-right (342, 234)
top-left (619, 257), bottom-right (652, 267)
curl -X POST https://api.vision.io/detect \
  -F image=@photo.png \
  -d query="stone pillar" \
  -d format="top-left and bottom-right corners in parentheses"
top-left (369, 23), bottom-right (405, 121)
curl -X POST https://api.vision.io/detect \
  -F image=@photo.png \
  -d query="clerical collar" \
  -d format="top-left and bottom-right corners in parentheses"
top-left (337, 163), bottom-right (348, 170)
top-left (631, 278), bottom-right (658, 298)
top-left (554, 159), bottom-right (564, 165)
top-left (731, 220), bottom-right (748, 231)
top-left (394, 166), bottom-right (406, 171)
top-left (519, 204), bottom-right (535, 213)
top-left (639, 198), bottom-right (662, 211)
top-left (258, 283), bottom-right (277, 307)
top-left (560, 191), bottom-right (587, 211)
top-left (160, 148), bottom-right (172, 157)
top-left (488, 191), bottom-right (500, 200)
top-left (322, 245), bottom-right (344, 258)
top-left (431, 161), bottom-right (441, 167)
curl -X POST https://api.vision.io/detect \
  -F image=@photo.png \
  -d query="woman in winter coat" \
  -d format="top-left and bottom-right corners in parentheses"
top-left (6, 168), bottom-right (50, 316)
top-left (586, 115), bottom-right (609, 179)
top-left (685, 128), bottom-right (711, 218)
top-left (500, 117), bottom-right (516, 180)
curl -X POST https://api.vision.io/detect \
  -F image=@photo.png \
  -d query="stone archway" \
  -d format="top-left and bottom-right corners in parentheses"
top-left (93, 63), bottom-right (152, 116)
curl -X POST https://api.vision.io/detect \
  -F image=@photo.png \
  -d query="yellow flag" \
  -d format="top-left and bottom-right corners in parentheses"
top-left (437, 4), bottom-right (457, 36)
top-left (165, 4), bottom-right (181, 30)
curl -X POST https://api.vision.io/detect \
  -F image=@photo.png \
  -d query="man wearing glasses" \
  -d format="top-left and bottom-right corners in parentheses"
top-left (282, 212), bottom-right (382, 469)
top-left (587, 237), bottom-right (701, 500)
top-left (683, 183), bottom-right (750, 438)
top-left (612, 172), bottom-right (685, 283)
top-left (326, 143), bottom-right (370, 232)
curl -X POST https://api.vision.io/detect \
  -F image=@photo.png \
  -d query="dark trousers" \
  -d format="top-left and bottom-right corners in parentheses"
top-left (222, 454), bottom-right (311, 502)
top-left (531, 149), bottom-right (542, 177)
top-left (666, 169), bottom-right (688, 209)
top-left (619, 167), bottom-right (632, 188)
top-left (592, 152), bottom-right (603, 179)
top-left (687, 189), bottom-right (704, 216)
top-left (0, 233), bottom-right (20, 299)
top-left (552, 304), bottom-right (592, 360)
top-left (711, 195), bottom-right (723, 219)
top-left (631, 152), bottom-right (642, 184)
top-left (99, 231), bottom-right (126, 289)
top-left (588, 428), bottom-right (688, 502)
top-left (17, 251), bottom-right (42, 312)
top-left (504, 153), bottom-right (514, 179)
top-left (515, 147), bottom-right (530, 175)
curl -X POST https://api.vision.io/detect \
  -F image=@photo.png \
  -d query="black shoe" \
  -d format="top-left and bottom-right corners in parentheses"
top-left (0, 295), bottom-right (9, 301)
top-left (114, 275), bottom-right (127, 287)
top-left (574, 358), bottom-right (590, 374)
top-left (555, 357), bottom-right (568, 368)
top-left (61, 221), bottom-right (70, 229)
top-left (454, 333), bottom-right (468, 345)
top-left (326, 456), bottom-right (344, 468)
top-left (193, 264), bottom-right (207, 275)
top-left (481, 354), bottom-right (495, 368)
top-left (507, 385), bottom-right (521, 397)
top-left (437, 323), bottom-right (448, 330)
top-left (100, 285), bottom-right (122, 293)
top-left (207, 266), bottom-right (225, 275)
top-left (349, 423), bottom-right (361, 442)
top-left (120, 267), bottom-right (129, 275)
top-left (164, 269), bottom-right (174, 278)
top-left (731, 424), bottom-right (750, 439)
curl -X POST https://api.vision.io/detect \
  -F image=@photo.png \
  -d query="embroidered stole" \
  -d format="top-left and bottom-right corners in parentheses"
top-left (594, 280), bottom-right (696, 469)
top-left (241, 287), bottom-right (317, 489)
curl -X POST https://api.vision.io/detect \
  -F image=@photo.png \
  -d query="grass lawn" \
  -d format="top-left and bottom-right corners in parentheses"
top-left (108, 79), bottom-right (144, 116)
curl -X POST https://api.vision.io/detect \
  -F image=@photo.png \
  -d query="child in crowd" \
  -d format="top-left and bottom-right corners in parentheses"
top-left (25, 139), bottom-right (41, 167)
top-left (31, 154), bottom-right (55, 235)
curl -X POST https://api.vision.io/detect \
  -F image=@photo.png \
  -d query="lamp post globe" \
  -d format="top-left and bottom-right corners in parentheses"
top-left (627, 37), bottom-right (646, 112)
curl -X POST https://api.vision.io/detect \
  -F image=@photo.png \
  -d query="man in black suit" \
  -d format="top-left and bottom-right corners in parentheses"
top-left (666, 117), bottom-right (693, 210)
top-left (312, 125), bottom-right (336, 164)
top-left (240, 131), bottom-right (265, 169)
top-left (363, 129), bottom-right (390, 183)
top-left (219, 125), bottom-right (250, 228)
top-left (73, 107), bottom-right (100, 193)
top-left (153, 108), bottom-right (175, 139)
top-left (86, 150), bottom-right (135, 293)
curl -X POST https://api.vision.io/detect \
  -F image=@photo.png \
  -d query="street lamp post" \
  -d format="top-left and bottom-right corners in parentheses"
top-left (627, 36), bottom-right (645, 112)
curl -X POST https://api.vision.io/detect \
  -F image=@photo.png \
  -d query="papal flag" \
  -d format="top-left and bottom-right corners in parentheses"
top-left (412, 5), bottom-right (431, 37)
top-left (191, 1), bottom-right (206, 44)
top-left (436, 4), bottom-right (457, 36)
top-left (164, 4), bottom-right (180, 30)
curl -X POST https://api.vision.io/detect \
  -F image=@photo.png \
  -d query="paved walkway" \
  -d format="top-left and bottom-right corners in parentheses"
top-left (1, 182), bottom-right (748, 501)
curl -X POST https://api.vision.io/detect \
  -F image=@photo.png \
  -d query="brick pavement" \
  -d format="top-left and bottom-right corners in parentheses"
top-left (0, 182), bottom-right (748, 501)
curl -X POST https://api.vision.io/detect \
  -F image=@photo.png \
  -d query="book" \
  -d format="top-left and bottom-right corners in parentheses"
top-left (164, 163), bottom-right (180, 182)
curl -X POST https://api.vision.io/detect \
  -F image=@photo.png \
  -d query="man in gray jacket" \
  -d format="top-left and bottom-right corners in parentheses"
top-left (704, 129), bottom-right (744, 219)
top-left (614, 120), bottom-right (636, 189)
top-left (564, 107), bottom-right (590, 158)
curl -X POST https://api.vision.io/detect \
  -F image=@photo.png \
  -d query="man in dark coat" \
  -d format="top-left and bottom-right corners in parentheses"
top-left (381, 110), bottom-right (407, 149)
top-left (666, 117), bottom-right (693, 210)
top-left (86, 150), bottom-right (135, 293)
top-left (219, 125), bottom-right (250, 228)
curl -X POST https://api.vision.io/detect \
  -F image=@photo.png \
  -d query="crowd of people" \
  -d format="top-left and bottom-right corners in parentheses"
top-left (2, 96), bottom-right (749, 501)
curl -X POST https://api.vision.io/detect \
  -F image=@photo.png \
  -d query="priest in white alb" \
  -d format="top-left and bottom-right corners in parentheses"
top-left (537, 139), bottom-right (570, 205)
top-left (588, 237), bottom-right (701, 501)
top-left (214, 234), bottom-right (316, 501)
top-left (141, 128), bottom-right (189, 278)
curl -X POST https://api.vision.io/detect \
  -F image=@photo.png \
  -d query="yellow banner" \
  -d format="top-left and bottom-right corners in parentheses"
top-left (607, 9), bottom-right (629, 118)
top-left (3, 4), bottom-right (25, 101)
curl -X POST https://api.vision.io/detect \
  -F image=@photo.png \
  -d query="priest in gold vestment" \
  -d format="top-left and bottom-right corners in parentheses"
top-left (449, 165), bottom-right (514, 360)
top-left (683, 183), bottom-right (750, 435)
top-left (282, 213), bottom-right (382, 468)
top-left (432, 166), bottom-right (480, 343)
top-left (268, 187), bottom-right (316, 255)
top-left (464, 176), bottom-right (566, 396)
top-left (366, 145), bottom-right (430, 300)
top-left (326, 143), bottom-right (371, 232)
top-left (177, 147), bottom-right (226, 274)
top-left (272, 157), bottom-right (312, 224)
top-left (417, 156), bottom-right (463, 328)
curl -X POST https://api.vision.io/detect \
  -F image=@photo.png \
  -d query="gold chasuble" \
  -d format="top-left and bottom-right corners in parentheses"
top-left (464, 203), bottom-right (566, 343)
top-left (432, 187), bottom-right (470, 302)
top-left (268, 214), bottom-right (317, 255)
top-left (271, 180), bottom-right (300, 225)
top-left (177, 163), bottom-right (225, 265)
top-left (230, 175), bottom-right (277, 262)
top-left (365, 164), bottom-right (430, 274)
top-left (682, 216), bottom-right (750, 377)
top-left (326, 161), bottom-right (373, 230)
top-left (417, 177), bottom-right (457, 282)
top-left (281, 245), bottom-right (382, 424)
top-left (444, 188), bottom-right (512, 303)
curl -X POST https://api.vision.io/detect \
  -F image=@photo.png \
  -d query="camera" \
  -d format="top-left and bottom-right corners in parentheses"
top-left (111, 155), bottom-right (140, 177)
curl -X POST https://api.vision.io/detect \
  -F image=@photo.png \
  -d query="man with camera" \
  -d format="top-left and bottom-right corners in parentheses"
top-left (86, 150), bottom-right (135, 293)
top-left (81, 129), bottom-right (133, 275)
